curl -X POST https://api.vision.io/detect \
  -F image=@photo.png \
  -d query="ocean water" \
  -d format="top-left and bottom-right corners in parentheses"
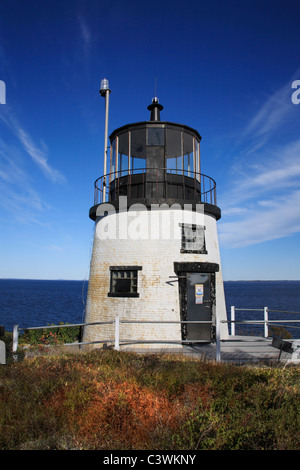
top-left (224, 281), bottom-right (300, 338)
top-left (0, 279), bottom-right (299, 338)
top-left (0, 279), bottom-right (88, 332)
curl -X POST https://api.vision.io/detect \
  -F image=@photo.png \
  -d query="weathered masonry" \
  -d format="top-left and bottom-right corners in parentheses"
top-left (83, 82), bottom-right (228, 349)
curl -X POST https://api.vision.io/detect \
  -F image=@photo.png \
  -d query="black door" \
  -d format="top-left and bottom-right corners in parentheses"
top-left (186, 273), bottom-right (212, 341)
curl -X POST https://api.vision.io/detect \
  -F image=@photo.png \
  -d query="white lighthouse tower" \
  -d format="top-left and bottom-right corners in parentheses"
top-left (83, 81), bottom-right (228, 350)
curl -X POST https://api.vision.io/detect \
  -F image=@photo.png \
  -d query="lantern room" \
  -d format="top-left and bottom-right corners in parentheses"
top-left (89, 98), bottom-right (219, 220)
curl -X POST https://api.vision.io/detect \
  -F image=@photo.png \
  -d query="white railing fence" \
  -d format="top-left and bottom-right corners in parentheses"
top-left (11, 306), bottom-right (300, 363)
top-left (12, 319), bottom-right (214, 353)
top-left (230, 306), bottom-right (270, 337)
top-left (229, 306), bottom-right (300, 338)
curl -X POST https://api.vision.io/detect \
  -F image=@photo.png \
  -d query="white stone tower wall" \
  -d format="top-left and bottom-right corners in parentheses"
top-left (83, 205), bottom-right (228, 350)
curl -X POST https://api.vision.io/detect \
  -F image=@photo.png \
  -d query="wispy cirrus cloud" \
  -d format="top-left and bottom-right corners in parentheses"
top-left (0, 140), bottom-right (52, 225)
top-left (0, 107), bottom-right (66, 184)
top-left (239, 86), bottom-right (291, 142)
top-left (0, 106), bottom-right (66, 226)
top-left (77, 15), bottom-right (92, 73)
top-left (17, 127), bottom-right (65, 184)
top-left (220, 189), bottom-right (300, 247)
top-left (219, 73), bottom-right (300, 248)
top-left (236, 70), bottom-right (300, 154)
top-left (224, 139), bottom-right (300, 203)
top-left (78, 16), bottom-right (91, 54)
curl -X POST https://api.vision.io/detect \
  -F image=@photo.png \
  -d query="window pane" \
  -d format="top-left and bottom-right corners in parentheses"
top-left (119, 153), bottom-right (129, 173)
top-left (118, 132), bottom-right (129, 176)
top-left (183, 132), bottom-right (193, 155)
top-left (131, 129), bottom-right (146, 173)
top-left (167, 157), bottom-right (177, 173)
top-left (166, 128), bottom-right (181, 158)
top-left (110, 138), bottom-right (116, 177)
top-left (110, 268), bottom-right (140, 295)
top-left (131, 129), bottom-right (146, 157)
top-left (118, 132), bottom-right (129, 155)
top-left (181, 224), bottom-right (206, 252)
top-left (176, 155), bottom-right (183, 172)
top-left (184, 152), bottom-right (194, 176)
top-left (195, 140), bottom-right (200, 181)
top-left (183, 133), bottom-right (194, 177)
top-left (115, 278), bottom-right (131, 293)
top-left (131, 156), bottom-right (146, 172)
top-left (147, 128), bottom-right (164, 146)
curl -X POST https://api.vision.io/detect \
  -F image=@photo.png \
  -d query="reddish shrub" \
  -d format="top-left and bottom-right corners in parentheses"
top-left (75, 380), bottom-right (182, 448)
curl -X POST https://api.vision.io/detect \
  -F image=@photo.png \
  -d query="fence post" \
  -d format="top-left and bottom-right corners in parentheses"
top-left (231, 306), bottom-right (235, 336)
top-left (216, 317), bottom-right (221, 362)
top-left (13, 324), bottom-right (19, 352)
top-left (12, 324), bottom-right (19, 361)
top-left (114, 316), bottom-right (120, 351)
top-left (264, 307), bottom-right (269, 338)
top-left (0, 340), bottom-right (5, 364)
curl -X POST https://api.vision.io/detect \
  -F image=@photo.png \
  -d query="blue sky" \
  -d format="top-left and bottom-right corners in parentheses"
top-left (0, 0), bottom-right (299, 280)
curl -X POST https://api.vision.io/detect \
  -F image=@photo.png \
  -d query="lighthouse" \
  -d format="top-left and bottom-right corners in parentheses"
top-left (83, 80), bottom-right (228, 351)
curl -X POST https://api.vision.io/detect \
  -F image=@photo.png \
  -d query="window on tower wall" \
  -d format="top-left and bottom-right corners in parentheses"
top-left (108, 266), bottom-right (142, 297)
top-left (180, 224), bottom-right (207, 254)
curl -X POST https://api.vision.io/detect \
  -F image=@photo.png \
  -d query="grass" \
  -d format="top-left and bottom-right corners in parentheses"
top-left (0, 349), bottom-right (299, 450)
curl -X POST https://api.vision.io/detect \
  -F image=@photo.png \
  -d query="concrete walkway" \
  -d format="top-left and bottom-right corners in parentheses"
top-left (182, 335), bottom-right (298, 364)
top-left (23, 335), bottom-right (299, 365)
top-left (128, 336), bottom-right (298, 364)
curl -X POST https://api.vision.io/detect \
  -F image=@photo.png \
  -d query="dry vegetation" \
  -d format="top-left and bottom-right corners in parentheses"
top-left (0, 349), bottom-right (299, 450)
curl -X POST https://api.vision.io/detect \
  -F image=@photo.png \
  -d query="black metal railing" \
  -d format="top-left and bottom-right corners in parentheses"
top-left (93, 168), bottom-right (217, 206)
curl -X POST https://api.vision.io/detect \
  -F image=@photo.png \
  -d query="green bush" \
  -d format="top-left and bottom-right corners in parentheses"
top-left (20, 323), bottom-right (81, 346)
top-left (270, 326), bottom-right (292, 339)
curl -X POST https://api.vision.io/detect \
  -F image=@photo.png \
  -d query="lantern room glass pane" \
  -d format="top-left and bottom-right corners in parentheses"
top-left (166, 128), bottom-right (182, 174)
top-left (119, 153), bottom-right (129, 173)
top-left (110, 138), bottom-right (116, 175)
top-left (167, 157), bottom-right (177, 173)
top-left (147, 128), bottom-right (164, 146)
top-left (183, 133), bottom-right (194, 177)
top-left (166, 128), bottom-right (182, 158)
top-left (118, 132), bottom-right (129, 156)
top-left (195, 140), bottom-right (200, 181)
top-left (131, 128), bottom-right (146, 173)
top-left (183, 152), bottom-right (192, 176)
top-left (118, 132), bottom-right (129, 175)
top-left (166, 155), bottom-right (183, 174)
top-left (183, 132), bottom-right (194, 155)
top-left (131, 156), bottom-right (146, 172)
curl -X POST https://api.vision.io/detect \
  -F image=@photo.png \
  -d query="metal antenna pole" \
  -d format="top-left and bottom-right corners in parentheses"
top-left (100, 78), bottom-right (111, 202)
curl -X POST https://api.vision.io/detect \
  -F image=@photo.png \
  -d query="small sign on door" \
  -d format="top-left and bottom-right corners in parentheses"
top-left (195, 284), bottom-right (204, 304)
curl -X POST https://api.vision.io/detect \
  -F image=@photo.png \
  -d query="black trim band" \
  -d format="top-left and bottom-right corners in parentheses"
top-left (89, 201), bottom-right (221, 221)
top-left (174, 262), bottom-right (219, 273)
top-left (109, 266), bottom-right (142, 271)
